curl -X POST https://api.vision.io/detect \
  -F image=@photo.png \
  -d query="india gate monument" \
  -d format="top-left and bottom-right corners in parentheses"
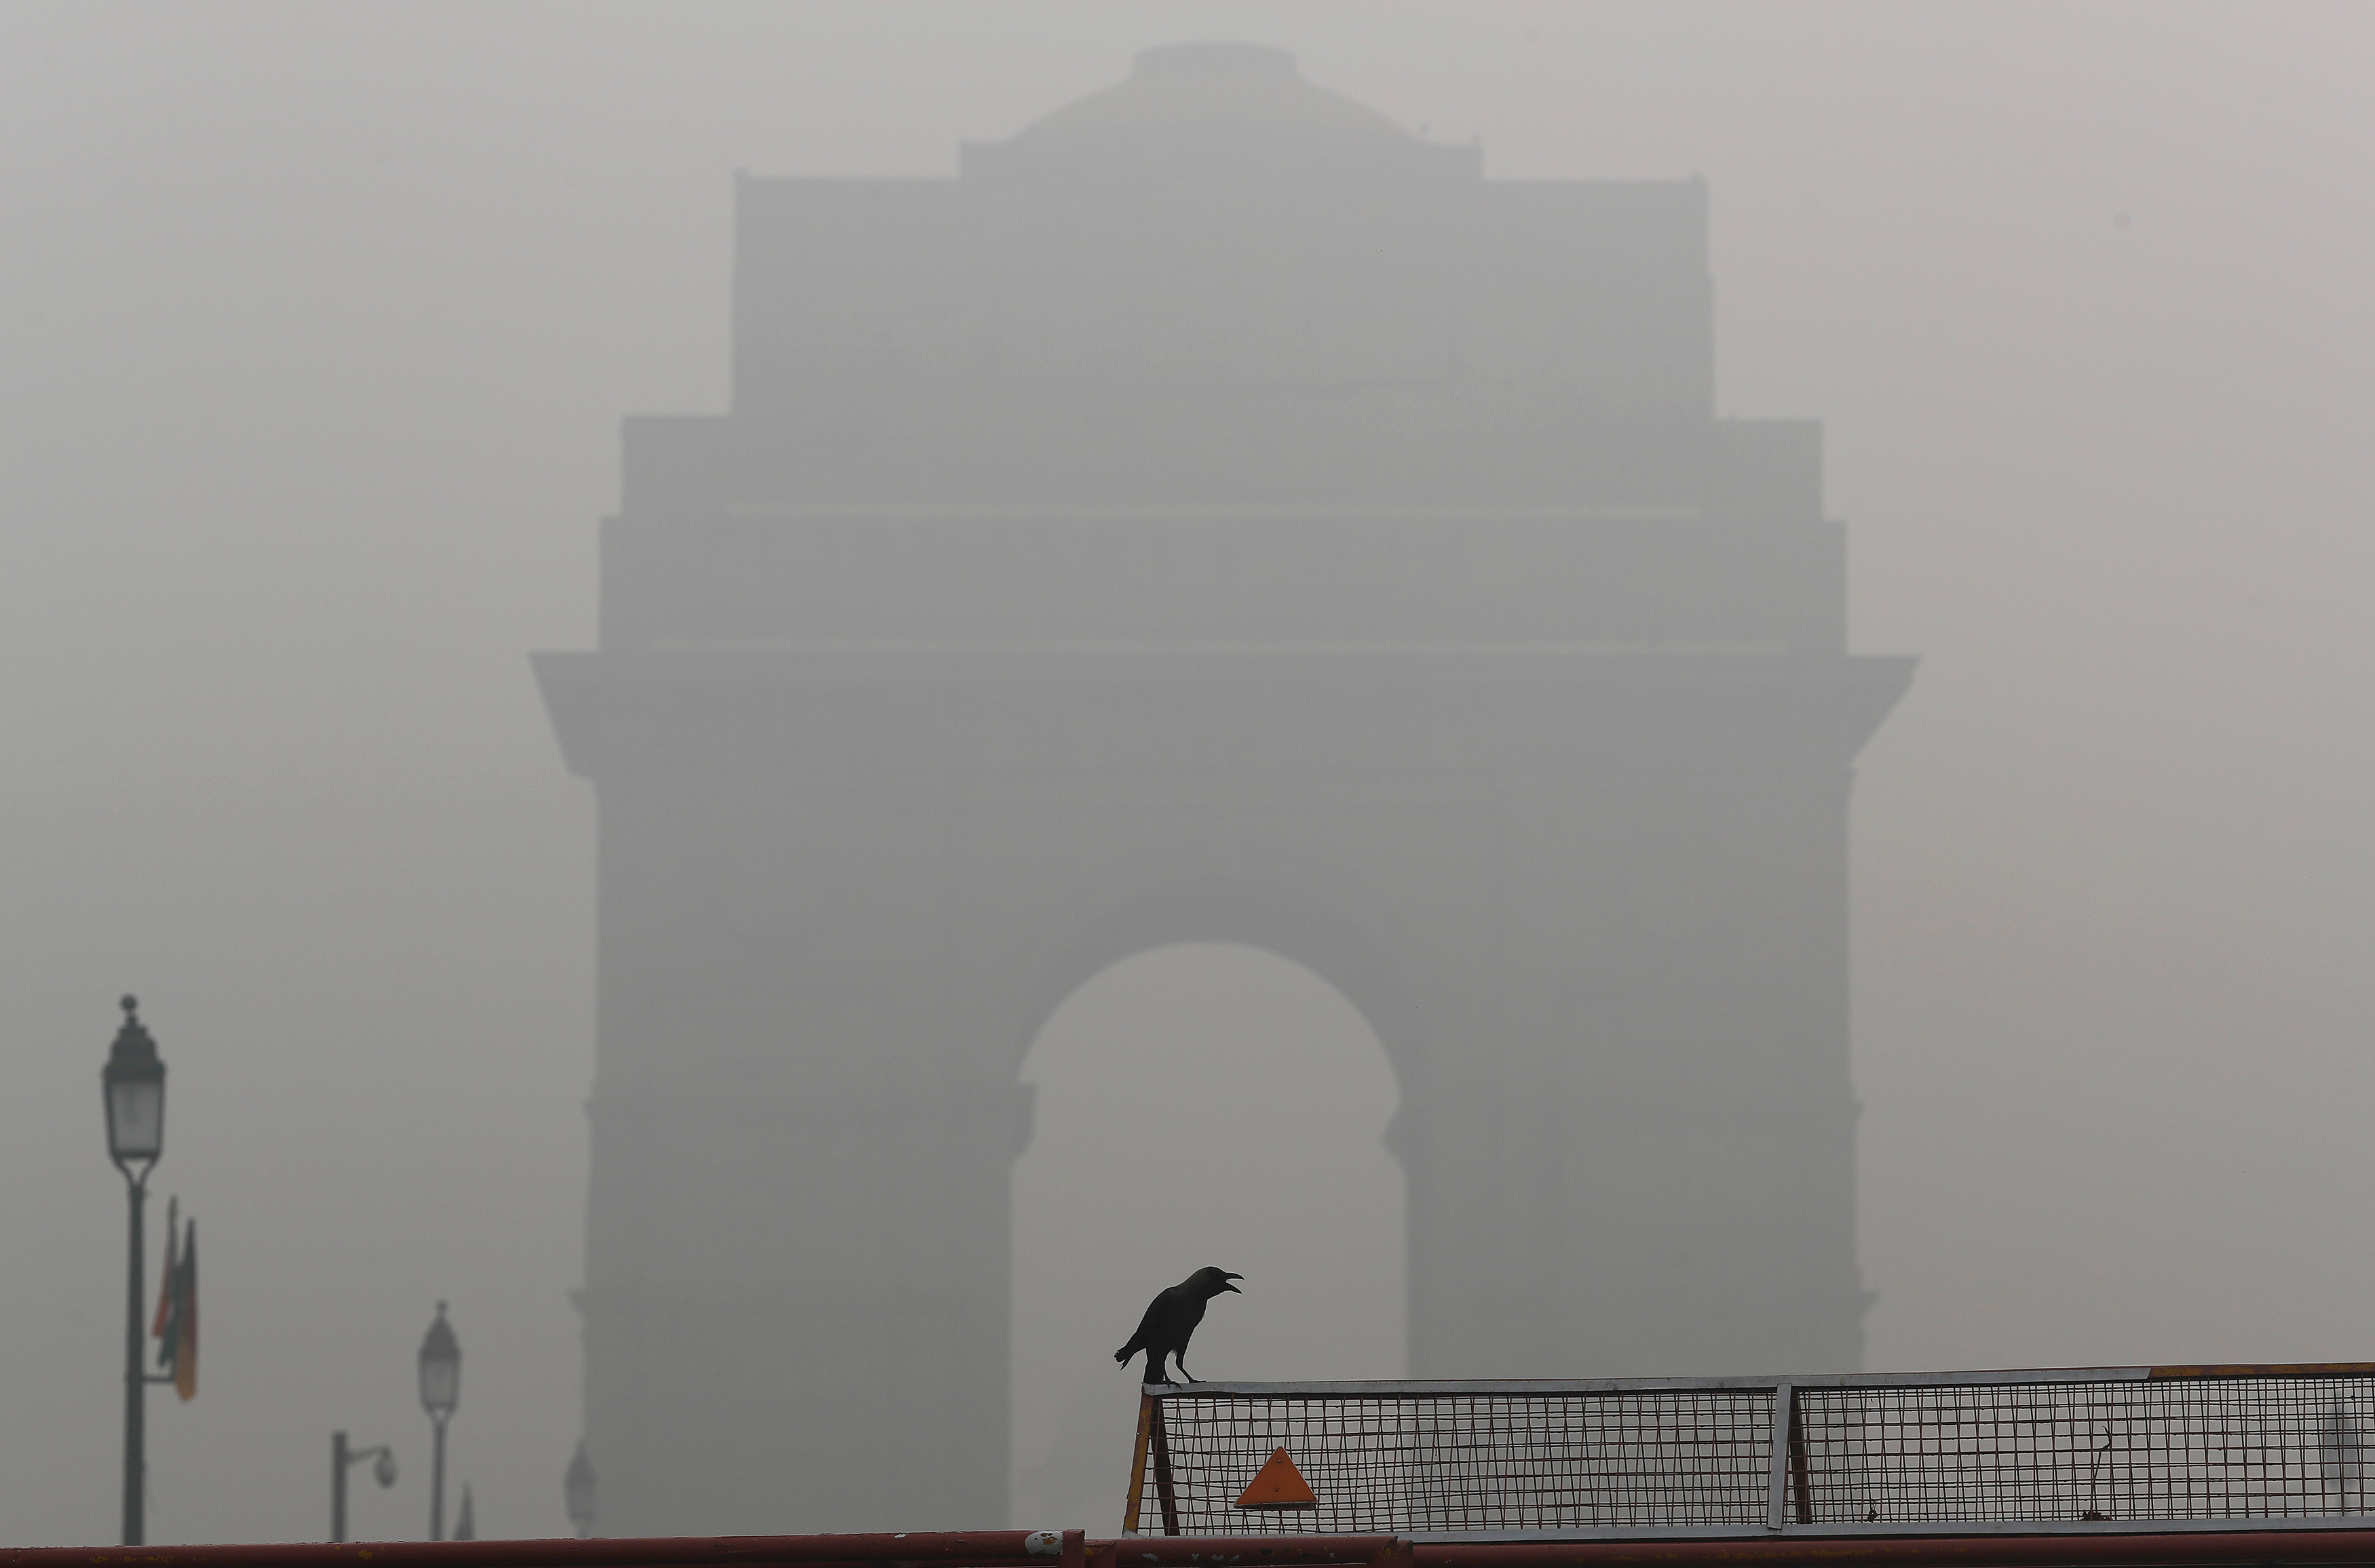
top-left (535, 43), bottom-right (1912, 1535)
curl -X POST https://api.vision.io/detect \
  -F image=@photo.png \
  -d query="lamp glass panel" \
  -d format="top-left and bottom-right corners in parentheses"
top-left (107, 1077), bottom-right (164, 1160)
top-left (420, 1356), bottom-right (459, 1415)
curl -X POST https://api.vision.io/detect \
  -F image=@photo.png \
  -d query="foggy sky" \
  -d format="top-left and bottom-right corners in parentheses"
top-left (4, 0), bottom-right (2372, 1546)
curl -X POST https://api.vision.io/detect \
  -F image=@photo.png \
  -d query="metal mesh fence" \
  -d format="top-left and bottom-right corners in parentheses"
top-left (1799, 1375), bottom-right (2375, 1526)
top-left (1141, 1388), bottom-right (1776, 1535)
top-left (1129, 1369), bottom-right (2375, 1537)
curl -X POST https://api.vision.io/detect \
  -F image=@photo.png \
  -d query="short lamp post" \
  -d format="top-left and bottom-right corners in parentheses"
top-left (564, 1441), bottom-right (597, 1537)
top-left (330, 1431), bottom-right (397, 1542)
top-left (417, 1303), bottom-right (461, 1540)
top-left (101, 995), bottom-right (166, 1546)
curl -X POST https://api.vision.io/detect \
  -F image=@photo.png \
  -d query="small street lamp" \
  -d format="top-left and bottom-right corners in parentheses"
top-left (417, 1303), bottom-right (461, 1540)
top-left (101, 995), bottom-right (166, 1546)
top-left (330, 1431), bottom-right (397, 1542)
top-left (563, 1441), bottom-right (597, 1537)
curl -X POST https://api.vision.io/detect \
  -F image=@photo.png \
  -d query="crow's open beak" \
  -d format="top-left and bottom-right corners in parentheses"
top-left (1223, 1273), bottom-right (1243, 1293)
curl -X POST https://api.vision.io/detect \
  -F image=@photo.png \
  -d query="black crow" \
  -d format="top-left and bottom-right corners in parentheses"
top-left (1115, 1266), bottom-right (1242, 1385)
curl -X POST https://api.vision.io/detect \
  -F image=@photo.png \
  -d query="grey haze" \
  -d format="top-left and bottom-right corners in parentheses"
top-left (1, 0), bottom-right (2370, 1547)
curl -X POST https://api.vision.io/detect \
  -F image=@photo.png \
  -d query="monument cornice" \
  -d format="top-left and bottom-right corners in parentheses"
top-left (534, 646), bottom-right (1912, 782)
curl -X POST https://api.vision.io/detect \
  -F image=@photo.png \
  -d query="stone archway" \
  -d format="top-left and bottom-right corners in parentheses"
top-left (1008, 941), bottom-right (1404, 1528)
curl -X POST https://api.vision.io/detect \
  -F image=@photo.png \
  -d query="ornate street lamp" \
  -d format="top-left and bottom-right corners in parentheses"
top-left (563, 1440), bottom-right (597, 1537)
top-left (330, 1431), bottom-right (398, 1541)
top-left (101, 995), bottom-right (166, 1545)
top-left (417, 1303), bottom-right (461, 1540)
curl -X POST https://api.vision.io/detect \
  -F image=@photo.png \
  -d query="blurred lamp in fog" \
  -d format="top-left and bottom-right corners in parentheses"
top-left (565, 1440), bottom-right (597, 1537)
top-left (330, 1430), bottom-right (398, 1542)
top-left (102, 994), bottom-right (165, 1168)
top-left (418, 1302), bottom-right (461, 1540)
top-left (101, 995), bottom-right (168, 1546)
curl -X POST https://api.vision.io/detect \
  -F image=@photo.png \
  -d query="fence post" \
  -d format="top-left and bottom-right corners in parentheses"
top-left (1789, 1389), bottom-right (1813, 1524)
top-left (1767, 1383), bottom-right (1796, 1531)
top-left (1123, 1394), bottom-right (1155, 1535)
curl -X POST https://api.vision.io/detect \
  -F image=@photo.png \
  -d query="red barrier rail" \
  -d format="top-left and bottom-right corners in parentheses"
top-left (1416, 1533), bottom-right (2375, 1568)
top-left (14, 1532), bottom-right (2375, 1568)
top-left (0, 1535), bottom-right (1390, 1568)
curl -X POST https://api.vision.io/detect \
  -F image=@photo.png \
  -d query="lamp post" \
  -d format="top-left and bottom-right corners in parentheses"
top-left (101, 995), bottom-right (166, 1546)
top-left (417, 1303), bottom-right (460, 1540)
top-left (563, 1441), bottom-right (596, 1537)
top-left (330, 1432), bottom-right (397, 1542)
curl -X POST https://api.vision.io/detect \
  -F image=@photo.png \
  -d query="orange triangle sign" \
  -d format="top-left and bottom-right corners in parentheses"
top-left (1234, 1446), bottom-right (1318, 1509)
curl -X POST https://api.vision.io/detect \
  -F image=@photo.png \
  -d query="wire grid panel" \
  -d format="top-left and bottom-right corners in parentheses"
top-left (1799, 1376), bottom-right (2375, 1525)
top-left (1140, 1373), bottom-right (2375, 1535)
top-left (1148, 1389), bottom-right (1777, 1534)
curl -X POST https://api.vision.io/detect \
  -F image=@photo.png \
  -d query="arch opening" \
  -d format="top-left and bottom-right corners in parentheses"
top-left (1008, 942), bottom-right (1405, 1528)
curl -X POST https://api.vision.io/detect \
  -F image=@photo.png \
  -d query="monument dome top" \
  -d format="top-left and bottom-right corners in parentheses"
top-left (1014, 42), bottom-right (1414, 144)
